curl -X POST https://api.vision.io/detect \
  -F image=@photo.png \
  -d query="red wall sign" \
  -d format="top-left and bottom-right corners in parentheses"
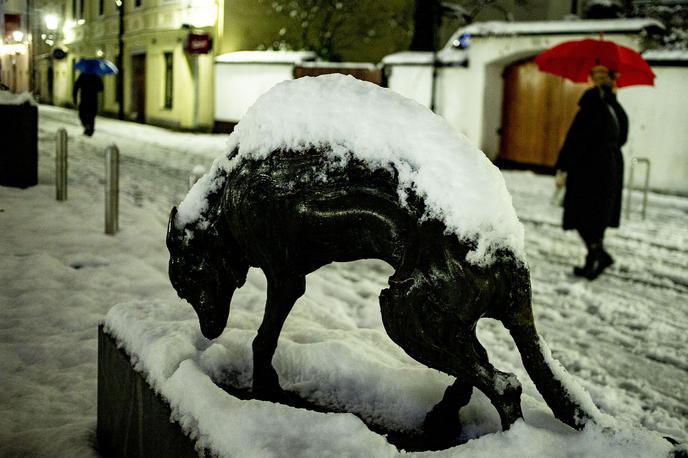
top-left (185, 32), bottom-right (212, 55)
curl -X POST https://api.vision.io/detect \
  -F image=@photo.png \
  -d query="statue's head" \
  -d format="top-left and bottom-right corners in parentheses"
top-left (166, 207), bottom-right (246, 339)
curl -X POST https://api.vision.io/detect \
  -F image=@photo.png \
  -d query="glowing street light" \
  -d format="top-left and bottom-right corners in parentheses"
top-left (63, 19), bottom-right (75, 43)
top-left (44, 14), bottom-right (59, 31)
top-left (12, 31), bottom-right (24, 42)
top-left (184, 0), bottom-right (217, 28)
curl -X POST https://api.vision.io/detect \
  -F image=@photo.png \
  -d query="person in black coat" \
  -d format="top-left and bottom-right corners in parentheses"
top-left (73, 73), bottom-right (104, 136)
top-left (555, 65), bottom-right (628, 280)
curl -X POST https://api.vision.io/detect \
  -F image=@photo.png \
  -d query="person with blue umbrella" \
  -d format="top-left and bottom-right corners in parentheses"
top-left (73, 58), bottom-right (116, 136)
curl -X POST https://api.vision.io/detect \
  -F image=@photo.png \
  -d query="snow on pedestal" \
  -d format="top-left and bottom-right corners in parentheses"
top-left (0, 90), bottom-right (37, 106)
top-left (103, 296), bottom-right (673, 457)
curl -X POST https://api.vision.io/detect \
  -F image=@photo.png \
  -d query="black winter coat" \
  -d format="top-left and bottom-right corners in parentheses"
top-left (556, 86), bottom-right (628, 234)
top-left (73, 73), bottom-right (103, 111)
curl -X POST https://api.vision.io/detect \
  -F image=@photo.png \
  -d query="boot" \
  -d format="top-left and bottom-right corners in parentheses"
top-left (591, 248), bottom-right (614, 278)
top-left (574, 245), bottom-right (613, 280)
top-left (573, 251), bottom-right (597, 279)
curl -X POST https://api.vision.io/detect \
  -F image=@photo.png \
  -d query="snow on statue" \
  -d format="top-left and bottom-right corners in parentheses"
top-left (167, 74), bottom-right (599, 443)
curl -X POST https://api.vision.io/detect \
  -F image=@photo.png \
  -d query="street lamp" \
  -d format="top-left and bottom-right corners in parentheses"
top-left (44, 14), bottom-right (59, 31)
top-left (12, 31), bottom-right (25, 42)
top-left (115, 0), bottom-right (124, 119)
top-left (184, 0), bottom-right (217, 28)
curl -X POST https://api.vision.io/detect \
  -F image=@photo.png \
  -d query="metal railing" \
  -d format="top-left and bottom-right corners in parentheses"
top-left (625, 157), bottom-right (651, 220)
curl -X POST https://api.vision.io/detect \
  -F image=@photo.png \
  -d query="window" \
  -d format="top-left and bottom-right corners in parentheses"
top-left (99, 0), bottom-right (104, 16)
top-left (115, 54), bottom-right (121, 104)
top-left (3, 14), bottom-right (21, 38)
top-left (164, 52), bottom-right (173, 109)
top-left (71, 0), bottom-right (83, 19)
top-left (135, 0), bottom-right (142, 8)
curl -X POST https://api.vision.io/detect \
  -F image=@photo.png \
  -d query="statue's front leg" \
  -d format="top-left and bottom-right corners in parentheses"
top-left (504, 302), bottom-right (595, 430)
top-left (251, 274), bottom-right (306, 401)
top-left (252, 336), bottom-right (282, 401)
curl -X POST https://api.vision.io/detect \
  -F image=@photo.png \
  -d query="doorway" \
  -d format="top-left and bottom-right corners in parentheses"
top-left (131, 53), bottom-right (146, 122)
top-left (499, 59), bottom-right (586, 168)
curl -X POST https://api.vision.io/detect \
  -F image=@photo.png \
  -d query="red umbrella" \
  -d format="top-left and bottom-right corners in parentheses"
top-left (534, 38), bottom-right (655, 88)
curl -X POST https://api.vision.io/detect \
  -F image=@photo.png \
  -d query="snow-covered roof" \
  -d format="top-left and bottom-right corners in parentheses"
top-left (445, 18), bottom-right (664, 48)
top-left (178, 74), bottom-right (525, 265)
top-left (382, 49), bottom-right (468, 66)
top-left (643, 48), bottom-right (688, 64)
top-left (215, 50), bottom-right (316, 64)
top-left (382, 51), bottom-right (434, 65)
top-left (297, 61), bottom-right (378, 70)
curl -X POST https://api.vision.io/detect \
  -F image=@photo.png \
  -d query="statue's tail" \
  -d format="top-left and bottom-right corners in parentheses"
top-left (503, 301), bottom-right (600, 430)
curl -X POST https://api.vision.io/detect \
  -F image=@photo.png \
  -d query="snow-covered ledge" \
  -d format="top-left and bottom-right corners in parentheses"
top-left (99, 296), bottom-right (674, 457)
top-left (0, 91), bottom-right (37, 106)
top-left (96, 326), bottom-right (200, 457)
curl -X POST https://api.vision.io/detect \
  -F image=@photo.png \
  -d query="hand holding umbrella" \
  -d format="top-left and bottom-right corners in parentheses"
top-left (74, 58), bottom-right (118, 76)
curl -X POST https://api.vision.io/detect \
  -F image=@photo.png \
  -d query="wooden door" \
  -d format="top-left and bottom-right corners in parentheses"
top-left (47, 66), bottom-right (54, 104)
top-left (499, 59), bottom-right (586, 168)
top-left (131, 54), bottom-right (146, 122)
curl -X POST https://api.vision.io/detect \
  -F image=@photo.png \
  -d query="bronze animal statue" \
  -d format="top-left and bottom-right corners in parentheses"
top-left (167, 146), bottom-right (596, 440)
top-left (168, 74), bottom-right (597, 441)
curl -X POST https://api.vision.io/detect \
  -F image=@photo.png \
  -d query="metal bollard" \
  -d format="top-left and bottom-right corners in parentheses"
top-left (625, 157), bottom-right (651, 220)
top-left (189, 165), bottom-right (206, 190)
top-left (56, 128), bottom-right (68, 201)
top-left (105, 145), bottom-right (120, 235)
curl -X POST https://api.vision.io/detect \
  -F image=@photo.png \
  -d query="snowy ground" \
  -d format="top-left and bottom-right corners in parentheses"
top-left (1, 105), bottom-right (686, 456)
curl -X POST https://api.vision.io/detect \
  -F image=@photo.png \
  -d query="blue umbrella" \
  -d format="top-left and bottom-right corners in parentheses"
top-left (74, 58), bottom-right (118, 76)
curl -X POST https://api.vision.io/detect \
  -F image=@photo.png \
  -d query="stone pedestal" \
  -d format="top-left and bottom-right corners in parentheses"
top-left (96, 325), bottom-right (201, 457)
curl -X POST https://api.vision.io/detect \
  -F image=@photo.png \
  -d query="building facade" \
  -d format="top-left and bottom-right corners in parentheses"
top-left (49, 0), bottom-right (217, 130)
top-left (1, 0), bottom-right (30, 93)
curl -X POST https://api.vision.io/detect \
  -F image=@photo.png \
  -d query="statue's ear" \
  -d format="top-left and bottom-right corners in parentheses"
top-left (167, 207), bottom-right (181, 250)
top-left (207, 219), bottom-right (222, 242)
top-left (208, 217), bottom-right (249, 287)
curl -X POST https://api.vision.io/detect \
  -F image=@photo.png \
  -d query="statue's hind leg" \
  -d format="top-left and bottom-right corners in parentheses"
top-left (423, 377), bottom-right (472, 444)
top-left (423, 334), bottom-right (523, 440)
top-left (252, 274), bottom-right (306, 401)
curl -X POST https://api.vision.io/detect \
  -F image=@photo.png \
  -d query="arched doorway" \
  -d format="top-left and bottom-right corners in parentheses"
top-left (499, 58), bottom-right (586, 169)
